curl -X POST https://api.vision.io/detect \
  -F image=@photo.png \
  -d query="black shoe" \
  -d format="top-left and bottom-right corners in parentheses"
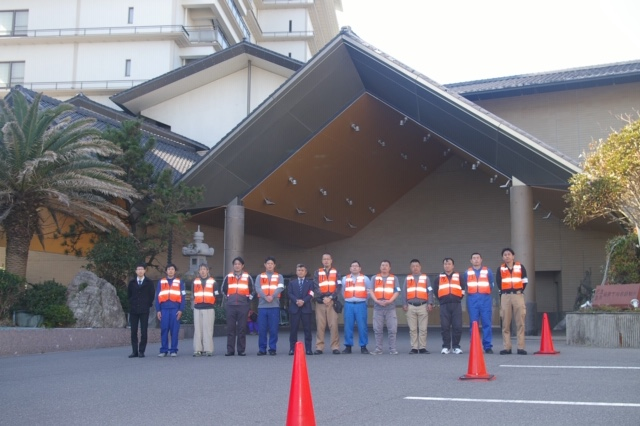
top-left (332, 349), bottom-right (340, 355)
top-left (314, 350), bottom-right (323, 355)
top-left (257, 351), bottom-right (267, 356)
top-left (342, 346), bottom-right (352, 354)
top-left (485, 348), bottom-right (494, 354)
top-left (225, 352), bottom-right (234, 356)
top-left (289, 349), bottom-right (294, 355)
top-left (360, 346), bottom-right (369, 354)
top-left (268, 350), bottom-right (277, 356)
top-left (409, 349), bottom-right (419, 354)
top-left (238, 352), bottom-right (246, 356)
top-left (306, 351), bottom-right (313, 355)
top-left (517, 349), bottom-right (527, 355)
top-left (500, 349), bottom-right (512, 355)
top-left (419, 349), bottom-right (430, 354)
top-left (128, 353), bottom-right (138, 358)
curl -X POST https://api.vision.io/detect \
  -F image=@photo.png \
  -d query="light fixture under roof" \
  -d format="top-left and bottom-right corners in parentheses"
top-left (489, 174), bottom-right (498, 183)
top-left (264, 198), bottom-right (275, 205)
top-left (533, 202), bottom-right (540, 211)
top-left (443, 148), bottom-right (451, 156)
top-left (400, 153), bottom-right (408, 160)
top-left (296, 207), bottom-right (306, 215)
top-left (420, 164), bottom-right (428, 171)
top-left (471, 161), bottom-right (480, 171)
top-left (348, 222), bottom-right (357, 229)
top-left (345, 198), bottom-right (353, 205)
top-left (500, 179), bottom-right (512, 189)
top-left (378, 139), bottom-right (386, 147)
top-left (399, 117), bottom-right (408, 126)
top-left (319, 188), bottom-right (327, 196)
top-left (369, 206), bottom-right (376, 214)
top-left (423, 134), bottom-right (431, 142)
top-left (351, 123), bottom-right (360, 132)
top-left (288, 177), bottom-right (297, 185)
top-left (323, 215), bottom-right (333, 222)
top-left (543, 212), bottom-right (552, 219)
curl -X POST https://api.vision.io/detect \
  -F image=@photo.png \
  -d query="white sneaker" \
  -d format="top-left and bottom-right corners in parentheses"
top-left (441, 348), bottom-right (450, 354)
top-left (370, 349), bottom-right (383, 355)
top-left (453, 348), bottom-right (463, 355)
top-left (157, 353), bottom-right (167, 357)
top-left (170, 352), bottom-right (178, 357)
top-left (389, 350), bottom-right (398, 355)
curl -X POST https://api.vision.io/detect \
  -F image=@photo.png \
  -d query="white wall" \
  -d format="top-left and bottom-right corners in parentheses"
top-left (259, 41), bottom-right (310, 62)
top-left (142, 66), bottom-right (287, 146)
top-left (257, 9), bottom-right (310, 33)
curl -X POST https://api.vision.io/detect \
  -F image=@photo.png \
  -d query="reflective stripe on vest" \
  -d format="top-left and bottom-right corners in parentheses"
top-left (317, 268), bottom-right (337, 293)
top-left (193, 277), bottom-right (216, 304)
top-left (344, 275), bottom-right (367, 299)
top-left (158, 278), bottom-right (182, 303)
top-left (227, 273), bottom-right (250, 296)
top-left (406, 274), bottom-right (429, 301)
top-left (437, 273), bottom-right (462, 298)
top-left (374, 275), bottom-right (395, 300)
top-left (260, 273), bottom-right (283, 298)
top-left (500, 263), bottom-right (524, 291)
top-left (466, 267), bottom-right (491, 295)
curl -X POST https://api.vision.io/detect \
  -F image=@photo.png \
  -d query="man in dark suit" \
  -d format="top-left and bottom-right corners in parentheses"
top-left (127, 263), bottom-right (156, 358)
top-left (288, 264), bottom-right (314, 355)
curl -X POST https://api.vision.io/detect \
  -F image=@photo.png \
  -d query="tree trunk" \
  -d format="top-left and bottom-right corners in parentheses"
top-left (3, 211), bottom-right (36, 278)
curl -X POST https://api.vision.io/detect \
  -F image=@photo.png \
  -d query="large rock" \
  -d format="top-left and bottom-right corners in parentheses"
top-left (67, 270), bottom-right (127, 328)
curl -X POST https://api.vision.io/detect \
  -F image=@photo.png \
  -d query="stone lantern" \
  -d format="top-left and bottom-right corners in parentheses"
top-left (182, 226), bottom-right (215, 274)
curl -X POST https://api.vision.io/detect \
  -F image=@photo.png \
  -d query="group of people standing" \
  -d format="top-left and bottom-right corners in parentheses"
top-left (126, 248), bottom-right (529, 358)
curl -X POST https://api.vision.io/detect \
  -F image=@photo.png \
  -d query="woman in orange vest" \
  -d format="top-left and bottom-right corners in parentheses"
top-left (192, 263), bottom-right (218, 357)
top-left (220, 257), bottom-right (255, 356)
top-left (155, 263), bottom-right (186, 357)
top-left (433, 258), bottom-right (466, 355)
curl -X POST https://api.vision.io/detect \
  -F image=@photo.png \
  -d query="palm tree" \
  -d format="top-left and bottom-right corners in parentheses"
top-left (0, 90), bottom-right (140, 278)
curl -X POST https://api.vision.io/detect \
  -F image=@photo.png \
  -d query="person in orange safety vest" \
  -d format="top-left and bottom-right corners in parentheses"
top-left (496, 247), bottom-right (529, 355)
top-left (192, 263), bottom-right (218, 357)
top-left (432, 258), bottom-right (466, 355)
top-left (155, 263), bottom-right (186, 357)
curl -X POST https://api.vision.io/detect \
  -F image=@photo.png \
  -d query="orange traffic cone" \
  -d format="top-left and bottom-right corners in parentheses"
top-left (286, 342), bottom-right (316, 426)
top-left (459, 321), bottom-right (496, 381)
top-left (535, 313), bottom-right (560, 355)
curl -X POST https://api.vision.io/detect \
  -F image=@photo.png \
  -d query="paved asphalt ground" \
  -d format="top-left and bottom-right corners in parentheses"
top-left (1, 328), bottom-right (639, 426)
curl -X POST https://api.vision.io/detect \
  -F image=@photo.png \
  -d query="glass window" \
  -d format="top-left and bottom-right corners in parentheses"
top-left (0, 62), bottom-right (25, 88)
top-left (125, 59), bottom-right (131, 77)
top-left (0, 10), bottom-right (28, 36)
top-left (127, 7), bottom-right (134, 24)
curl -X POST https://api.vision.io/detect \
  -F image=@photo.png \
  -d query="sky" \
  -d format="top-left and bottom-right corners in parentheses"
top-left (337, 0), bottom-right (640, 84)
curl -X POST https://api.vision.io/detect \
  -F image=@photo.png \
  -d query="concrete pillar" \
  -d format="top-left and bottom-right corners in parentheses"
top-left (509, 178), bottom-right (537, 335)
top-left (224, 198), bottom-right (244, 274)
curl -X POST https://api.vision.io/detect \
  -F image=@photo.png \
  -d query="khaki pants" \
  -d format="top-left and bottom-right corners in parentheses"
top-left (315, 301), bottom-right (339, 351)
top-left (500, 293), bottom-right (526, 350)
top-left (193, 308), bottom-right (215, 353)
top-left (406, 304), bottom-right (429, 350)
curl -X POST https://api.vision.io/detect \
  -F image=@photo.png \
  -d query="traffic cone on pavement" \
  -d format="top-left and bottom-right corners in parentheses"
top-left (535, 312), bottom-right (560, 355)
top-left (286, 342), bottom-right (316, 426)
top-left (459, 321), bottom-right (496, 381)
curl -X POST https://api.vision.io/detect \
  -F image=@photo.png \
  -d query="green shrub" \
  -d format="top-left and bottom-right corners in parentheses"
top-left (41, 305), bottom-right (76, 328)
top-left (18, 280), bottom-right (67, 315)
top-left (116, 287), bottom-right (130, 313)
top-left (215, 306), bottom-right (226, 325)
top-left (180, 306), bottom-right (194, 324)
top-left (0, 270), bottom-right (25, 320)
top-left (606, 234), bottom-right (640, 284)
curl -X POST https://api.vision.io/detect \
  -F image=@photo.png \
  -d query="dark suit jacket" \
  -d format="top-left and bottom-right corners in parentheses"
top-left (288, 277), bottom-right (313, 314)
top-left (127, 276), bottom-right (156, 314)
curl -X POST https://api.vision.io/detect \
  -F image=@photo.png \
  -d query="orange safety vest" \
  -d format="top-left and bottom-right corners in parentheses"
top-left (406, 274), bottom-right (429, 301)
top-left (466, 267), bottom-right (491, 295)
top-left (437, 273), bottom-right (462, 298)
top-left (158, 278), bottom-right (182, 303)
top-left (500, 263), bottom-right (524, 291)
top-left (344, 274), bottom-right (367, 299)
top-left (259, 273), bottom-right (283, 298)
top-left (193, 277), bottom-right (216, 304)
top-left (226, 272), bottom-right (250, 296)
top-left (373, 274), bottom-right (396, 300)
top-left (317, 268), bottom-right (338, 293)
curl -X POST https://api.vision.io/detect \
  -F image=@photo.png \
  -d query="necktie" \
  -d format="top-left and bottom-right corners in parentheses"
top-left (299, 279), bottom-right (303, 293)
top-left (138, 279), bottom-right (142, 286)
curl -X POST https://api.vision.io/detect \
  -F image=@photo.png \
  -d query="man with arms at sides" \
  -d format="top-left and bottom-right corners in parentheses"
top-left (369, 260), bottom-right (401, 355)
top-left (496, 248), bottom-right (528, 355)
top-left (402, 259), bottom-right (434, 354)
top-left (155, 263), bottom-right (186, 357)
top-left (313, 253), bottom-right (342, 355)
top-left (192, 263), bottom-right (218, 357)
top-left (127, 263), bottom-right (155, 358)
top-left (255, 256), bottom-right (284, 355)
top-left (433, 258), bottom-right (465, 355)
top-left (221, 257), bottom-right (254, 356)
top-left (288, 264), bottom-right (314, 356)
top-left (341, 260), bottom-right (371, 354)
top-left (463, 253), bottom-right (495, 354)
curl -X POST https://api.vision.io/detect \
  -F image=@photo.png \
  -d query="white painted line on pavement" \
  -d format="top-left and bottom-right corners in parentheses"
top-left (405, 397), bottom-right (640, 407)
top-left (500, 365), bottom-right (640, 370)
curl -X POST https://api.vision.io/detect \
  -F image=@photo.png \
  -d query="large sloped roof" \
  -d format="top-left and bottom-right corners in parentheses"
top-left (8, 86), bottom-right (205, 182)
top-left (178, 28), bottom-right (583, 247)
top-left (446, 60), bottom-right (640, 101)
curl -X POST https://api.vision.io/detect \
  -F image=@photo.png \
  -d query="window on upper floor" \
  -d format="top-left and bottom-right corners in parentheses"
top-left (0, 61), bottom-right (25, 88)
top-left (0, 10), bottom-right (28, 36)
top-left (125, 59), bottom-right (131, 77)
top-left (128, 7), bottom-right (134, 24)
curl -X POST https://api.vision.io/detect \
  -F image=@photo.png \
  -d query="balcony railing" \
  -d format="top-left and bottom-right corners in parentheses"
top-left (225, 0), bottom-right (251, 40)
top-left (0, 24), bottom-right (190, 38)
top-left (2, 80), bottom-right (148, 91)
top-left (261, 30), bottom-right (313, 38)
top-left (261, 0), bottom-right (314, 4)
